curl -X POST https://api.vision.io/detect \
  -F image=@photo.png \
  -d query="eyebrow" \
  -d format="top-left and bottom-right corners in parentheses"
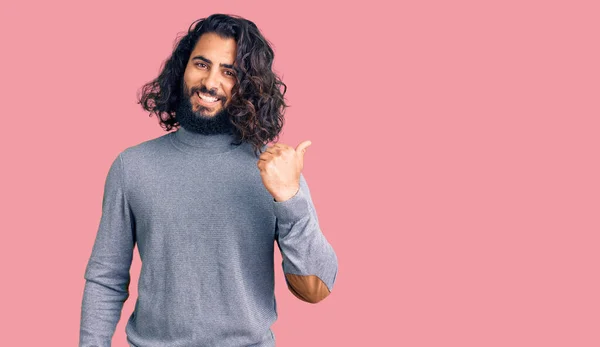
top-left (191, 55), bottom-right (235, 70)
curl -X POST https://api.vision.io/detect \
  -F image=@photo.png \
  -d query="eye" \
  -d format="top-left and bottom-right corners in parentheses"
top-left (195, 62), bottom-right (208, 69)
top-left (224, 70), bottom-right (236, 77)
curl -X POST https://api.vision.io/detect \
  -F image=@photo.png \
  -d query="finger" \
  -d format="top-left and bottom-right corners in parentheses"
top-left (273, 143), bottom-right (289, 150)
top-left (259, 152), bottom-right (274, 160)
top-left (265, 147), bottom-right (280, 155)
top-left (295, 140), bottom-right (312, 153)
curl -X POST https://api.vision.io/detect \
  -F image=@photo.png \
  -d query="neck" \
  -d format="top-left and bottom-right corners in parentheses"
top-left (172, 125), bottom-right (240, 155)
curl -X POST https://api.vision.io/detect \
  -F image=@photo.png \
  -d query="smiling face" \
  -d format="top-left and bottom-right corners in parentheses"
top-left (183, 32), bottom-right (238, 118)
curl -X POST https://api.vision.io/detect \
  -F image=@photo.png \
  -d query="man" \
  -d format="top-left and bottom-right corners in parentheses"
top-left (79, 13), bottom-right (338, 347)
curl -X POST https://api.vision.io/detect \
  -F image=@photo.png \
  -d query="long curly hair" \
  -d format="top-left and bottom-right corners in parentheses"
top-left (137, 14), bottom-right (287, 156)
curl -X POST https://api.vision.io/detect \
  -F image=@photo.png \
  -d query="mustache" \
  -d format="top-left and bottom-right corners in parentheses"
top-left (190, 86), bottom-right (225, 100)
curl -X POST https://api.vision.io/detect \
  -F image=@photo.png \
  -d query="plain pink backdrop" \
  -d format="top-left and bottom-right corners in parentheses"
top-left (1, 0), bottom-right (599, 346)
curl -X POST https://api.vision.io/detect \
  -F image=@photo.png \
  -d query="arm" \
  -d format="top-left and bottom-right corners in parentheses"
top-left (273, 173), bottom-right (338, 304)
top-left (80, 153), bottom-right (136, 347)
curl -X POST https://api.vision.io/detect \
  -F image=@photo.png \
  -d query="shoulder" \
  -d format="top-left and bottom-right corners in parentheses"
top-left (118, 131), bottom-right (173, 163)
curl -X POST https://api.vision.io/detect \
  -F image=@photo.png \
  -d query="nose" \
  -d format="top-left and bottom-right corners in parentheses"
top-left (202, 70), bottom-right (220, 93)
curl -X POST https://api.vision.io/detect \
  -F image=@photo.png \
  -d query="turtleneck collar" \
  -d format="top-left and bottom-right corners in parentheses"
top-left (170, 126), bottom-right (242, 155)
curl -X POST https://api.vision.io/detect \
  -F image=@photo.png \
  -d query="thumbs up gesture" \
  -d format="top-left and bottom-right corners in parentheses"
top-left (257, 140), bottom-right (312, 202)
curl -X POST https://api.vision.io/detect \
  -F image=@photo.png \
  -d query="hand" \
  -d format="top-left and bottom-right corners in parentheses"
top-left (257, 140), bottom-right (312, 202)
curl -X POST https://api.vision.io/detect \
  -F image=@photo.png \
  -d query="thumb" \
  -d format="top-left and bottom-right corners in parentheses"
top-left (295, 140), bottom-right (312, 158)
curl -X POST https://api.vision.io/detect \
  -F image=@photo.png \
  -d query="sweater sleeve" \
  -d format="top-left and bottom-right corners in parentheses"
top-left (80, 153), bottom-right (136, 347)
top-left (273, 173), bottom-right (338, 304)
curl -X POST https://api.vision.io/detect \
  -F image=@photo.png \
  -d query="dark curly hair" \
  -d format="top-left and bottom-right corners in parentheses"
top-left (137, 13), bottom-right (287, 156)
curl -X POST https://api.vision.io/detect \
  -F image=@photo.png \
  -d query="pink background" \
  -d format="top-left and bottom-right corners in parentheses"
top-left (1, 0), bottom-right (599, 346)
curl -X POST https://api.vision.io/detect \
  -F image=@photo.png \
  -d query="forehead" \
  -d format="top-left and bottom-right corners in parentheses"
top-left (190, 32), bottom-right (237, 63)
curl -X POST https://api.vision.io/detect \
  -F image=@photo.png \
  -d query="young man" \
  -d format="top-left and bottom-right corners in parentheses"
top-left (79, 13), bottom-right (338, 347)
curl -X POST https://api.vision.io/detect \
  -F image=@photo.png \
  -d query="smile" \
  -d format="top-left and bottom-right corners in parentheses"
top-left (196, 92), bottom-right (220, 104)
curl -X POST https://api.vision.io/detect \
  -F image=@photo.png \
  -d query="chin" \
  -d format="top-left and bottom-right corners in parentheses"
top-left (194, 106), bottom-right (220, 117)
top-left (203, 109), bottom-right (221, 117)
top-left (194, 112), bottom-right (215, 119)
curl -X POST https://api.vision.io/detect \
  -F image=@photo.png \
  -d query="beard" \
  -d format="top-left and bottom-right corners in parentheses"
top-left (175, 83), bottom-right (235, 135)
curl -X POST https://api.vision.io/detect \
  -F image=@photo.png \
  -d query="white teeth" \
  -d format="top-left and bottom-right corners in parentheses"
top-left (197, 92), bottom-right (218, 102)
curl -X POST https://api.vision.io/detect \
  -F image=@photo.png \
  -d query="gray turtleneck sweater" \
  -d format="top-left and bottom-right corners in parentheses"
top-left (79, 127), bottom-right (338, 347)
